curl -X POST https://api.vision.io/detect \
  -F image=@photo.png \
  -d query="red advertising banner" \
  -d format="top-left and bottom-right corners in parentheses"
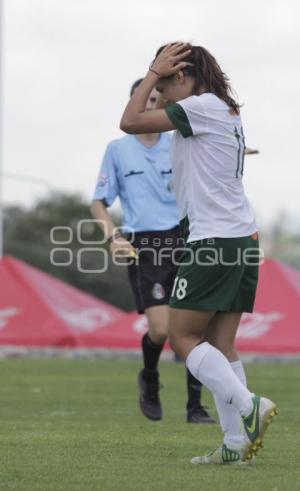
top-left (1, 256), bottom-right (299, 355)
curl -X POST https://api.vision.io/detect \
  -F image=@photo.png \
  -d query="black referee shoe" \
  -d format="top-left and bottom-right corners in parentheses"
top-left (138, 369), bottom-right (162, 421)
top-left (186, 405), bottom-right (216, 424)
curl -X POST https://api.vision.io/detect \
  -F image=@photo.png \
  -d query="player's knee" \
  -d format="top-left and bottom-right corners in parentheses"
top-left (148, 323), bottom-right (168, 345)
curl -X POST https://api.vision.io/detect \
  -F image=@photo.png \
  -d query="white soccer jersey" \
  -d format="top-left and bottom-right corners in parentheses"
top-left (165, 93), bottom-right (257, 242)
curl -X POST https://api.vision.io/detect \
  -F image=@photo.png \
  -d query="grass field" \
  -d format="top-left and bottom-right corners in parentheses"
top-left (0, 359), bottom-right (299, 491)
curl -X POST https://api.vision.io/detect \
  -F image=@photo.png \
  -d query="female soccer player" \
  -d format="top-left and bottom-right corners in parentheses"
top-left (120, 42), bottom-right (277, 465)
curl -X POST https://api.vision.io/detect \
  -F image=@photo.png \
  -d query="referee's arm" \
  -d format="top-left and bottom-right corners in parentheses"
top-left (90, 200), bottom-right (136, 257)
top-left (90, 199), bottom-right (116, 240)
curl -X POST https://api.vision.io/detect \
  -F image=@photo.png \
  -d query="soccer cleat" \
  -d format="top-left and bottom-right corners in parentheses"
top-left (138, 370), bottom-right (162, 421)
top-left (242, 395), bottom-right (278, 460)
top-left (191, 444), bottom-right (255, 465)
top-left (186, 405), bottom-right (216, 424)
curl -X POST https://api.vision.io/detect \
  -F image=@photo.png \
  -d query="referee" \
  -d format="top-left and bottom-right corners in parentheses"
top-left (91, 79), bottom-right (215, 424)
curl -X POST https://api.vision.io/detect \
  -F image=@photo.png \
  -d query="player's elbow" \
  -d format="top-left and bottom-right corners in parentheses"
top-left (120, 117), bottom-right (136, 134)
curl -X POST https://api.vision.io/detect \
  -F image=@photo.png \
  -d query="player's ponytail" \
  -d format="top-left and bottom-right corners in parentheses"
top-left (155, 44), bottom-right (240, 115)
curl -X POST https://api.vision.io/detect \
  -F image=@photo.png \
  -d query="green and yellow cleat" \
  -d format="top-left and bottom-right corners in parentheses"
top-left (243, 396), bottom-right (278, 460)
top-left (191, 444), bottom-right (255, 466)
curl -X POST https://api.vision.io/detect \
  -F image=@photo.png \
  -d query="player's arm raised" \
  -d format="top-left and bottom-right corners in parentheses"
top-left (120, 72), bottom-right (173, 134)
top-left (120, 43), bottom-right (191, 134)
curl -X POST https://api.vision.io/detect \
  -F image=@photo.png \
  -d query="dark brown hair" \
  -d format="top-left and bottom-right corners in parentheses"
top-left (130, 78), bottom-right (143, 97)
top-left (155, 44), bottom-right (240, 114)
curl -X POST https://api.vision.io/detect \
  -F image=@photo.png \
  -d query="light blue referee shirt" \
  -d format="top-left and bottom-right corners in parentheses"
top-left (92, 133), bottom-right (179, 233)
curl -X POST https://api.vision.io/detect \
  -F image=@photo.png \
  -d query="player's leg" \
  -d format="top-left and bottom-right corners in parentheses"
top-left (169, 306), bottom-right (255, 426)
top-left (138, 305), bottom-right (168, 421)
top-left (185, 369), bottom-right (216, 424)
top-left (169, 307), bottom-right (255, 463)
top-left (170, 236), bottom-right (277, 462)
top-left (190, 311), bottom-right (277, 464)
top-left (168, 235), bottom-right (215, 424)
top-left (206, 312), bottom-right (248, 447)
top-left (169, 242), bottom-right (253, 430)
top-left (169, 308), bottom-right (276, 463)
top-left (188, 311), bottom-right (244, 429)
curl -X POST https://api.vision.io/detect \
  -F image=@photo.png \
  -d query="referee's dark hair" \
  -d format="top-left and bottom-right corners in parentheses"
top-left (130, 78), bottom-right (143, 97)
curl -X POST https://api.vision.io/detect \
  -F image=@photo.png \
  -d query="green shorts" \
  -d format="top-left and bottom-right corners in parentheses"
top-left (169, 235), bottom-right (260, 313)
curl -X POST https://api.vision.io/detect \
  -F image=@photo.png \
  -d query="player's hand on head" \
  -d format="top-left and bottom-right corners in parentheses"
top-left (109, 237), bottom-right (137, 259)
top-left (151, 42), bottom-right (192, 78)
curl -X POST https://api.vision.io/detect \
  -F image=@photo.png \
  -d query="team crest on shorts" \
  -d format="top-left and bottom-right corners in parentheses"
top-left (152, 283), bottom-right (165, 300)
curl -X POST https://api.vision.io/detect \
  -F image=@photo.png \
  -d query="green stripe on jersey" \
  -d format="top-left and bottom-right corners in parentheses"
top-left (165, 103), bottom-right (193, 138)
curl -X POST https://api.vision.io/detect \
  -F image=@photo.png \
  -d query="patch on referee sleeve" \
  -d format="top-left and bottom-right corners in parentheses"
top-left (151, 283), bottom-right (165, 300)
top-left (96, 174), bottom-right (109, 189)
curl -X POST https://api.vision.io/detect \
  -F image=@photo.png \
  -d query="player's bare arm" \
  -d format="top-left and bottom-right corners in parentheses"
top-left (120, 42), bottom-right (190, 134)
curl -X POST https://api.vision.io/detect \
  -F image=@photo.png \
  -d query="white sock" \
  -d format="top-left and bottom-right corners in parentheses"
top-left (186, 342), bottom-right (253, 417)
top-left (213, 361), bottom-right (247, 447)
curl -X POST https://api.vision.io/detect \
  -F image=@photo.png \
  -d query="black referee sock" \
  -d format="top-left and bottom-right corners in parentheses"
top-left (141, 332), bottom-right (164, 382)
top-left (186, 368), bottom-right (203, 410)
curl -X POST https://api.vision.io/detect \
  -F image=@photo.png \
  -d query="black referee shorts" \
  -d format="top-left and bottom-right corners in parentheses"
top-left (127, 226), bottom-right (183, 314)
